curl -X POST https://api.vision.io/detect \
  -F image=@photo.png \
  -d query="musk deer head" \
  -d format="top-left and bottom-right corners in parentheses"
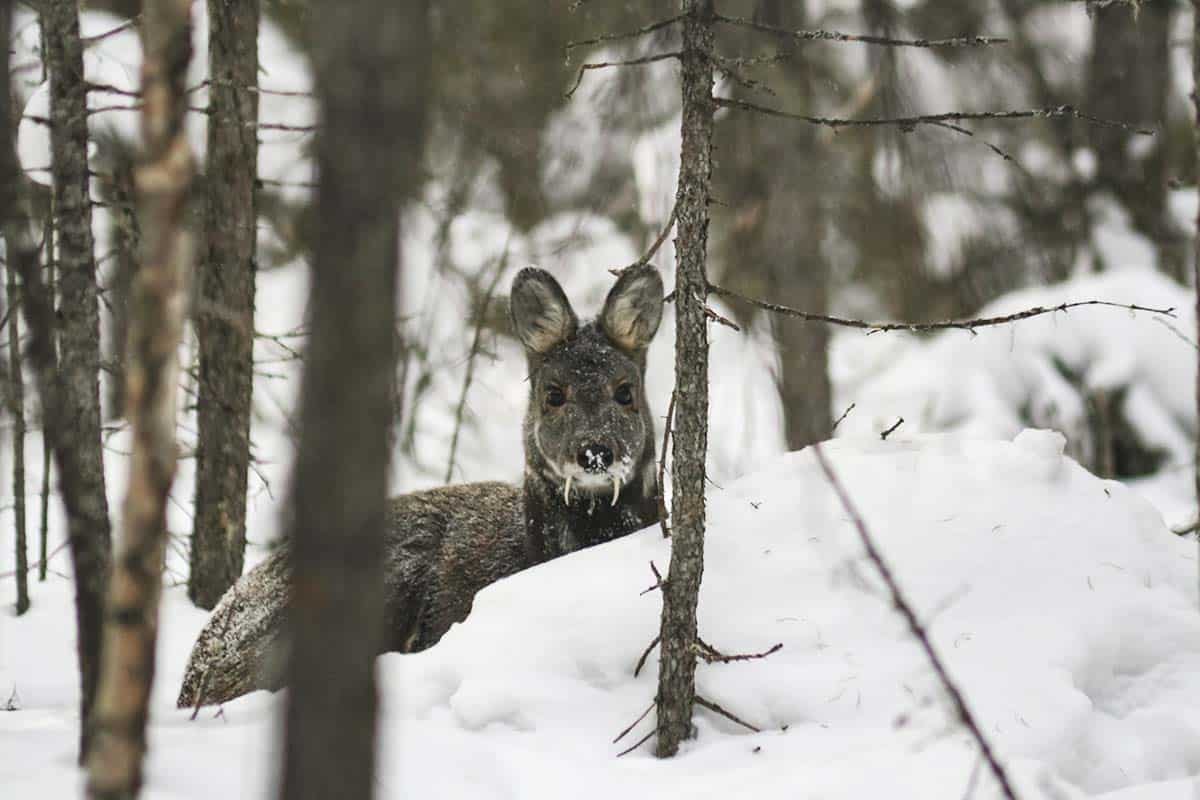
top-left (511, 265), bottom-right (664, 510)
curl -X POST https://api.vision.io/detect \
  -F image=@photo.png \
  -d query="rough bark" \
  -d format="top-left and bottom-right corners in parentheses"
top-left (190, 0), bottom-right (259, 610)
top-left (655, 0), bottom-right (713, 759)
top-left (85, 2), bottom-right (194, 797)
top-left (279, 1), bottom-right (430, 799)
top-left (18, 0), bottom-right (114, 760)
top-left (6, 258), bottom-right (29, 614)
top-left (1, 4), bottom-right (28, 612)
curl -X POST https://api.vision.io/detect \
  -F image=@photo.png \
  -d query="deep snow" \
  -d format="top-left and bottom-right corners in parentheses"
top-left (5, 433), bottom-right (1200, 799)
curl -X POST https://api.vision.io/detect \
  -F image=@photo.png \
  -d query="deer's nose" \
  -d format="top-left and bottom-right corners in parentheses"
top-left (577, 444), bottom-right (614, 473)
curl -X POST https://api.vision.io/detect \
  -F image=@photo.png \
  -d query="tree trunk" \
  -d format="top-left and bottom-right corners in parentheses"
top-left (655, 0), bottom-right (713, 759)
top-left (85, 3), bottom-right (194, 797)
top-left (1086, 0), bottom-right (1181, 278)
top-left (279, 2), bottom-right (430, 798)
top-left (29, 0), bottom-right (114, 761)
top-left (6, 257), bottom-right (29, 614)
top-left (1191, 0), bottom-right (1200, 602)
top-left (189, 0), bottom-right (259, 610)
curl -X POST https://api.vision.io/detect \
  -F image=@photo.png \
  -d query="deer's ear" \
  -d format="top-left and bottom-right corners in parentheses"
top-left (600, 265), bottom-right (663, 354)
top-left (510, 267), bottom-right (579, 355)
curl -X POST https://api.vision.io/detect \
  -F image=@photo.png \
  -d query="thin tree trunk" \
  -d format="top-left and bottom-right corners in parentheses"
top-left (38, 254), bottom-right (54, 584)
top-left (279, 2), bottom-right (430, 798)
top-left (655, 0), bottom-right (713, 759)
top-left (190, 0), bottom-right (259, 610)
top-left (86, 3), bottom-right (194, 796)
top-left (1191, 0), bottom-right (1200, 604)
top-left (19, 0), bottom-right (114, 761)
top-left (6, 257), bottom-right (29, 614)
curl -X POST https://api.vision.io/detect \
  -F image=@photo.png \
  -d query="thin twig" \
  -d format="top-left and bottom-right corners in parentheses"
top-left (695, 695), bottom-right (761, 733)
top-left (694, 639), bottom-right (783, 664)
top-left (812, 443), bottom-right (1020, 800)
top-left (714, 97), bottom-right (1156, 137)
top-left (715, 14), bottom-right (1009, 49)
top-left (704, 304), bottom-right (741, 331)
top-left (831, 402), bottom-right (856, 433)
top-left (880, 417), bottom-right (904, 440)
top-left (613, 701), bottom-right (655, 744)
top-left (566, 52), bottom-right (680, 99)
top-left (615, 728), bottom-right (655, 757)
top-left (658, 390), bottom-right (676, 538)
top-left (634, 635), bottom-right (661, 678)
top-left (565, 14), bottom-right (684, 53)
top-left (444, 245), bottom-right (509, 483)
top-left (709, 282), bottom-right (1175, 333)
top-left (613, 202), bottom-right (679, 278)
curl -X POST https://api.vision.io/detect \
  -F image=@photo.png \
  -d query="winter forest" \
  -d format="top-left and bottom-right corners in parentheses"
top-left (2, 0), bottom-right (1200, 797)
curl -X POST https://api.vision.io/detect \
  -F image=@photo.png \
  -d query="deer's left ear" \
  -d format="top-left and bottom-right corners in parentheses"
top-left (600, 265), bottom-right (663, 354)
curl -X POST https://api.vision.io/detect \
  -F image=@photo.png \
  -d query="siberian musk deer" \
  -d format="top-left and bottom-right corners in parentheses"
top-left (177, 265), bottom-right (665, 707)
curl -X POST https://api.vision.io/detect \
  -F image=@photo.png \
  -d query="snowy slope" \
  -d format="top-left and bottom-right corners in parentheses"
top-left (4, 432), bottom-right (1200, 799)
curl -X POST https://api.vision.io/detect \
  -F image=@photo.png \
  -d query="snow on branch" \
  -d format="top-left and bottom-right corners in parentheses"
top-left (811, 442), bottom-right (1021, 800)
top-left (707, 282), bottom-right (1176, 334)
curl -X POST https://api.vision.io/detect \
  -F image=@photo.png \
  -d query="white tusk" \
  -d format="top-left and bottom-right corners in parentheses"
top-left (611, 474), bottom-right (621, 507)
top-left (563, 475), bottom-right (573, 506)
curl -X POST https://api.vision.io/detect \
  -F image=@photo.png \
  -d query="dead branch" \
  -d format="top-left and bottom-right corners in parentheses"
top-left (831, 403), bottom-right (855, 432)
top-left (444, 246), bottom-right (509, 483)
top-left (714, 14), bottom-right (1008, 49)
top-left (880, 417), bottom-right (904, 440)
top-left (635, 635), bottom-right (661, 678)
top-left (695, 695), bottom-right (760, 733)
top-left (566, 52), bottom-right (680, 99)
top-left (658, 390), bottom-right (675, 538)
top-left (708, 282), bottom-right (1175, 333)
top-left (565, 14), bottom-right (684, 54)
top-left (694, 639), bottom-right (783, 664)
top-left (613, 701), bottom-right (655, 744)
top-left (616, 728), bottom-right (655, 757)
top-left (812, 443), bottom-right (1020, 800)
top-left (714, 97), bottom-right (1156, 138)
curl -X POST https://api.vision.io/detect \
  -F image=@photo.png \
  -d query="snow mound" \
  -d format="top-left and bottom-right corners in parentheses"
top-left (5, 433), bottom-right (1200, 799)
top-left (373, 432), bottom-right (1200, 799)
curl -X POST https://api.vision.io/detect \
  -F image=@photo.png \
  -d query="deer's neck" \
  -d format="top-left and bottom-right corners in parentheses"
top-left (522, 464), bottom-right (660, 565)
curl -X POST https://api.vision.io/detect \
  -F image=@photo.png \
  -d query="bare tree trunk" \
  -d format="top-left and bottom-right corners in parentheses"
top-left (279, 2), bottom-right (430, 798)
top-left (86, 3), bottom-right (194, 796)
top-left (6, 257), bottom-right (29, 614)
top-left (1086, 0), bottom-right (1182, 278)
top-left (190, 0), bottom-right (258, 610)
top-left (14, 0), bottom-right (114, 761)
top-left (1191, 0), bottom-right (1200, 604)
top-left (655, 0), bottom-right (713, 759)
top-left (38, 255), bottom-right (54, 584)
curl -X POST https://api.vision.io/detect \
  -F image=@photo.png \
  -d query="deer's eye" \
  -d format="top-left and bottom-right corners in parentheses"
top-left (614, 384), bottom-right (634, 406)
top-left (546, 386), bottom-right (566, 407)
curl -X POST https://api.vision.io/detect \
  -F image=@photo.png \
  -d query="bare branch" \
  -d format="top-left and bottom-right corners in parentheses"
top-left (613, 701), bottom-right (655, 744)
top-left (565, 52), bottom-right (680, 99)
top-left (708, 282), bottom-right (1175, 333)
top-left (811, 443), bottom-right (1020, 800)
top-left (695, 695), bottom-right (760, 733)
top-left (714, 97), bottom-right (1156, 138)
top-left (565, 13), bottom-right (684, 54)
top-left (714, 13), bottom-right (1008, 49)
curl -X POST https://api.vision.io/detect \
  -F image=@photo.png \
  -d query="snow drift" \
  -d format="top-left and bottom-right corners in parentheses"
top-left (5, 432), bottom-right (1200, 799)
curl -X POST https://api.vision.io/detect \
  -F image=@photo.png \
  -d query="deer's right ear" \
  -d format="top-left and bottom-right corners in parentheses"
top-left (510, 268), bottom-right (579, 355)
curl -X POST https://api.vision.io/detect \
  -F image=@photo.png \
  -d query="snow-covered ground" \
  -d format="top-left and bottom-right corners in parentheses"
top-left (5, 433), bottom-right (1200, 799)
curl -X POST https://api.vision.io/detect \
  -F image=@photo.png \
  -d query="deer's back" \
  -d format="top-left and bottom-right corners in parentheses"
top-left (383, 480), bottom-right (525, 652)
top-left (178, 480), bottom-right (525, 708)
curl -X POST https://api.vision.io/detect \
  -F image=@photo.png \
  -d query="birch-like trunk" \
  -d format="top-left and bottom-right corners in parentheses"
top-left (86, 2), bottom-right (194, 796)
top-left (279, 2), bottom-right (430, 798)
top-left (655, 0), bottom-right (714, 759)
top-left (190, 0), bottom-right (258, 610)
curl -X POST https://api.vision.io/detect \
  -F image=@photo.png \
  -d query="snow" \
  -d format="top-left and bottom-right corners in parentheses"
top-left (5, 433), bottom-right (1200, 798)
